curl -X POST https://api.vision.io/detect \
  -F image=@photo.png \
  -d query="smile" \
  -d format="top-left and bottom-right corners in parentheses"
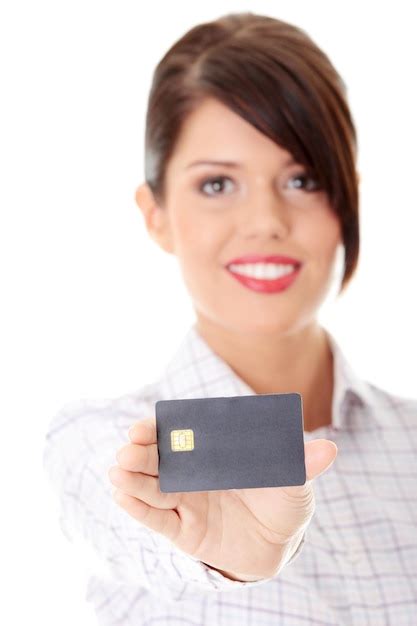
top-left (226, 262), bottom-right (302, 293)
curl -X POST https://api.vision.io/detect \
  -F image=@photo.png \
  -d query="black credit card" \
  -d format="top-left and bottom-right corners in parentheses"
top-left (156, 392), bottom-right (306, 493)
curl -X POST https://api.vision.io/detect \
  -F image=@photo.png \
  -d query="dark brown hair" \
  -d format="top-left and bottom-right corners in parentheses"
top-left (143, 11), bottom-right (359, 293)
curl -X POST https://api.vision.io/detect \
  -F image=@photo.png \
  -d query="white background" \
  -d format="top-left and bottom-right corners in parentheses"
top-left (1, 1), bottom-right (416, 624)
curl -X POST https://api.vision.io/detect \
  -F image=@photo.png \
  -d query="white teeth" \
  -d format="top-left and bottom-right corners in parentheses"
top-left (228, 263), bottom-right (298, 279)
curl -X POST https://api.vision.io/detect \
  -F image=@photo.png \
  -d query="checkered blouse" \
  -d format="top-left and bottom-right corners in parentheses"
top-left (43, 323), bottom-right (417, 625)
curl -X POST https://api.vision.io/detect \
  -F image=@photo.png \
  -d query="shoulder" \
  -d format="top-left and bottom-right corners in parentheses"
top-left (365, 380), bottom-right (417, 429)
top-left (368, 381), bottom-right (417, 414)
top-left (45, 380), bottom-right (160, 446)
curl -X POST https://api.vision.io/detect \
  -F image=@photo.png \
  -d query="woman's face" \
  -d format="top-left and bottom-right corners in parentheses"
top-left (136, 97), bottom-right (344, 335)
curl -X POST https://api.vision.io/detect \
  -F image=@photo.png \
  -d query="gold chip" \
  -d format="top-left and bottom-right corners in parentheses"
top-left (171, 429), bottom-right (194, 451)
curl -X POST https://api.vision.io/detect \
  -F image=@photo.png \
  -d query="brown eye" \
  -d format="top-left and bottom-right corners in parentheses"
top-left (288, 172), bottom-right (321, 192)
top-left (198, 176), bottom-right (234, 197)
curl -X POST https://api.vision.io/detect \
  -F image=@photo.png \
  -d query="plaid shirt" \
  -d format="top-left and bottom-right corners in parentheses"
top-left (43, 323), bottom-right (417, 625)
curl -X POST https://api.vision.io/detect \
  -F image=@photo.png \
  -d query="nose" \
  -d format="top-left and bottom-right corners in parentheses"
top-left (238, 185), bottom-right (290, 240)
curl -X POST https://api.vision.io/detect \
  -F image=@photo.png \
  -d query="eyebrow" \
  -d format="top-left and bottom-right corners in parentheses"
top-left (185, 156), bottom-right (298, 170)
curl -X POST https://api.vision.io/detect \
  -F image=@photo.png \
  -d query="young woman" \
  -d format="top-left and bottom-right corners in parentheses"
top-left (43, 11), bottom-right (417, 626)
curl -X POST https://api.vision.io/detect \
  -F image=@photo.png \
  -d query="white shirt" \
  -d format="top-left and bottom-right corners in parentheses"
top-left (43, 323), bottom-right (417, 625)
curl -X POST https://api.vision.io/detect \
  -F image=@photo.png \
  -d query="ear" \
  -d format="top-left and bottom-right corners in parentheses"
top-left (134, 182), bottom-right (175, 254)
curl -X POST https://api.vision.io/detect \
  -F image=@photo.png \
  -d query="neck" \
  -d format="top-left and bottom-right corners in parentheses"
top-left (194, 316), bottom-right (334, 433)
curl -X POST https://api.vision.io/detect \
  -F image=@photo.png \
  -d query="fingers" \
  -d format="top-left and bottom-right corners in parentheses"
top-left (109, 415), bottom-right (182, 541)
top-left (279, 438), bottom-right (337, 500)
top-left (112, 489), bottom-right (181, 541)
top-left (108, 465), bottom-right (177, 509)
top-left (128, 416), bottom-right (157, 445)
top-left (116, 442), bottom-right (158, 475)
top-left (115, 415), bottom-right (159, 475)
top-left (304, 439), bottom-right (338, 481)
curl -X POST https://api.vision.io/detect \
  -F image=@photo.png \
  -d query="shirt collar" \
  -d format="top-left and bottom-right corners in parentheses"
top-left (155, 323), bottom-right (375, 433)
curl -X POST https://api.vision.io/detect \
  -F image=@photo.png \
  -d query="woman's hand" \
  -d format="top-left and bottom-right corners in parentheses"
top-left (108, 416), bottom-right (337, 581)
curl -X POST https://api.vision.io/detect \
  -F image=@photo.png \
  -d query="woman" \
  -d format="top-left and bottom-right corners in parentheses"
top-left (43, 11), bottom-right (417, 625)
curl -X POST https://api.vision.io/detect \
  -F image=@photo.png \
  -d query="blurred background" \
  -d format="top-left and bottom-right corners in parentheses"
top-left (1, 1), bottom-right (415, 623)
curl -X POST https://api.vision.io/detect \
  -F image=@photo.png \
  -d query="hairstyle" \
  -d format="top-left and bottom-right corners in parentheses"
top-left (143, 11), bottom-right (360, 294)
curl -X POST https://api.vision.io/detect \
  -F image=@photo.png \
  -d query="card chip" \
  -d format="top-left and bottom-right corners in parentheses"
top-left (171, 429), bottom-right (194, 451)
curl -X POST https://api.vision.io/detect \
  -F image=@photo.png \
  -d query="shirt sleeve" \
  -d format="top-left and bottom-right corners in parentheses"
top-left (42, 395), bottom-right (306, 601)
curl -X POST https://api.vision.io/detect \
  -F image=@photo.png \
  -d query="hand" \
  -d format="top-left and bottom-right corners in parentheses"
top-left (108, 416), bottom-right (337, 580)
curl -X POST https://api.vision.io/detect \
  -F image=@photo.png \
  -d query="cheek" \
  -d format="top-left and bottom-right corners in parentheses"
top-left (297, 210), bottom-right (342, 264)
top-left (172, 212), bottom-right (226, 303)
top-left (173, 208), bottom-right (226, 264)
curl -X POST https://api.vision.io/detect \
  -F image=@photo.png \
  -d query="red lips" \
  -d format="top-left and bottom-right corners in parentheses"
top-left (225, 254), bottom-right (302, 267)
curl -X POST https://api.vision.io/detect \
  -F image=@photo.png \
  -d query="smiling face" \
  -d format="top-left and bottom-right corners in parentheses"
top-left (136, 97), bottom-right (344, 336)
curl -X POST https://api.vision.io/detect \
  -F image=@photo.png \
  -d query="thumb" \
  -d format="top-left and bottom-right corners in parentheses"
top-left (305, 439), bottom-right (338, 481)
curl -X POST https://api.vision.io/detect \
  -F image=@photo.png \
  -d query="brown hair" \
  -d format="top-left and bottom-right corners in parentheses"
top-left (143, 11), bottom-right (359, 293)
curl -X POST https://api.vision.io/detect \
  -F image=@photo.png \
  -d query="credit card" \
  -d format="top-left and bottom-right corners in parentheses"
top-left (156, 392), bottom-right (306, 493)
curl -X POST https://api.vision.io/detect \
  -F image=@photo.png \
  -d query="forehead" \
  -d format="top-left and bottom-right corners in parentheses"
top-left (166, 97), bottom-right (295, 173)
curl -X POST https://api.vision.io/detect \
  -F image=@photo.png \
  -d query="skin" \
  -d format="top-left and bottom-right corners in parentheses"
top-left (135, 96), bottom-right (357, 432)
top-left (108, 96), bottom-right (360, 581)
